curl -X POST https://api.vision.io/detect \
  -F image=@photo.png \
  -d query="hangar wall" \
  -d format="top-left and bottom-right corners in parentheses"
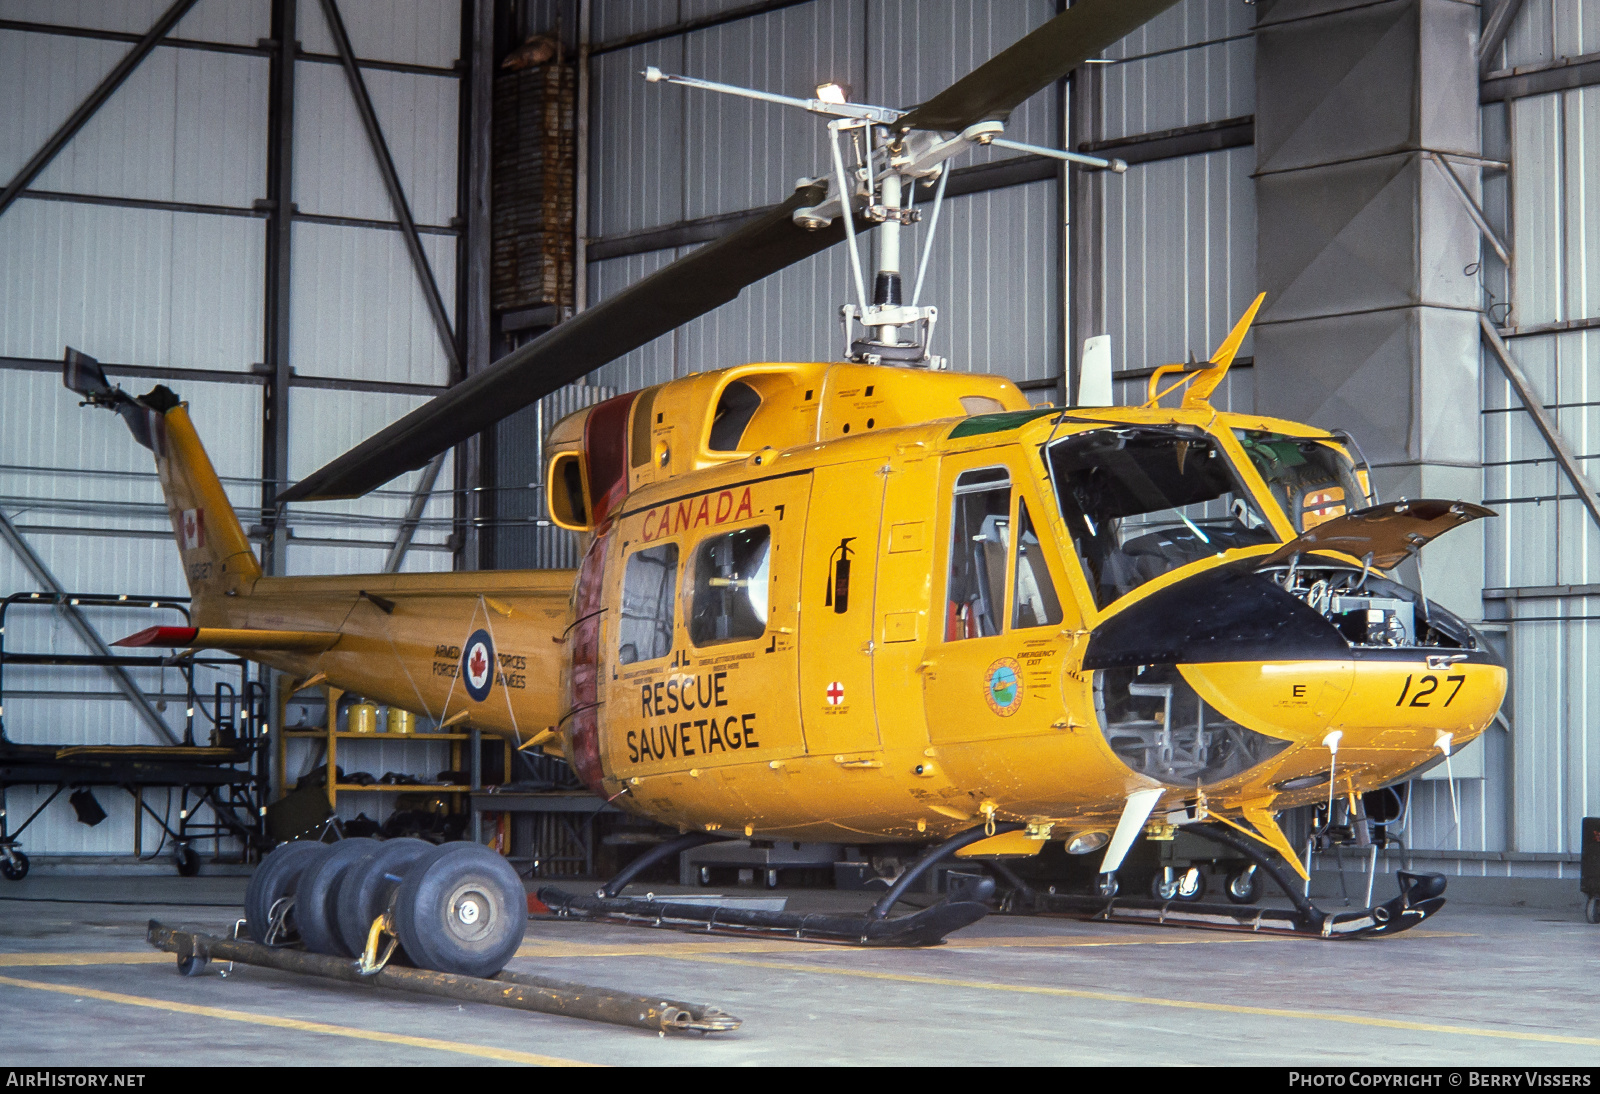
top-left (0, 0), bottom-right (475, 858)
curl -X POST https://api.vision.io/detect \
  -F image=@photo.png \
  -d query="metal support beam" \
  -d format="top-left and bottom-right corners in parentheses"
top-left (383, 453), bottom-right (445, 573)
top-left (1480, 313), bottom-right (1600, 532)
top-left (455, 0), bottom-right (494, 573)
top-left (263, 0), bottom-right (296, 577)
top-left (0, 0), bottom-right (197, 222)
top-left (1428, 152), bottom-right (1510, 267)
top-left (575, 0), bottom-right (592, 314)
top-left (320, 0), bottom-right (461, 378)
top-left (1478, 0), bottom-right (1529, 77)
top-left (0, 510), bottom-right (178, 745)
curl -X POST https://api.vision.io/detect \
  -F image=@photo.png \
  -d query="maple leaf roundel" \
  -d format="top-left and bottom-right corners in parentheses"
top-left (461, 628), bottom-right (495, 703)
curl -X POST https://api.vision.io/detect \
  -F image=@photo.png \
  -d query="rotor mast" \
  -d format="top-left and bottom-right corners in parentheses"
top-left (644, 67), bottom-right (1125, 370)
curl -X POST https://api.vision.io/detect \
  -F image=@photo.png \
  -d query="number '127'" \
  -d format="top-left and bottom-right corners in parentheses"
top-left (1396, 674), bottom-right (1466, 707)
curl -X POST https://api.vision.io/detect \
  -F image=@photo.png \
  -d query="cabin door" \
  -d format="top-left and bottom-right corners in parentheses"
top-left (800, 461), bottom-right (885, 757)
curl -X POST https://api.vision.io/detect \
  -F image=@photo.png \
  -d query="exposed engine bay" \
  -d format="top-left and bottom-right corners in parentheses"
top-left (1260, 561), bottom-right (1480, 652)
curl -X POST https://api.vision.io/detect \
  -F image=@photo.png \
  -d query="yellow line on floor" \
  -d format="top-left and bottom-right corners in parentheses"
top-left (514, 931), bottom-right (1349, 960)
top-left (667, 955), bottom-right (1599, 1048)
top-left (0, 952), bottom-right (169, 967)
top-left (0, 973), bottom-right (598, 1066)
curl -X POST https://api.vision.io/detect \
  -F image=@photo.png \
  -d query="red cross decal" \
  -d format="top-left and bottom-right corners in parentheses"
top-left (826, 681), bottom-right (844, 706)
top-left (469, 645), bottom-right (488, 682)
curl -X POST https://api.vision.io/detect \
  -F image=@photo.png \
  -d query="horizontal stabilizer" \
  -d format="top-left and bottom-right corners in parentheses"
top-left (114, 626), bottom-right (340, 652)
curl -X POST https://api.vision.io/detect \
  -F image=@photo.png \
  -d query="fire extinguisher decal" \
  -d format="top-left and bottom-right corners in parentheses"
top-left (826, 537), bottom-right (855, 614)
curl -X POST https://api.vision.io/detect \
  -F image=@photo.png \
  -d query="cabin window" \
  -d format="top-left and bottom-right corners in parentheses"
top-left (1011, 499), bottom-right (1063, 629)
top-left (630, 386), bottom-right (659, 468)
top-left (708, 381), bottom-right (762, 451)
top-left (617, 544), bottom-right (678, 665)
top-left (689, 526), bottom-right (771, 646)
top-left (945, 468), bottom-right (1012, 640)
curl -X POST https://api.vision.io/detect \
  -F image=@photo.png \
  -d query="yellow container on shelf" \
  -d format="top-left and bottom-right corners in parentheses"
top-left (348, 702), bottom-right (379, 735)
top-left (388, 708), bottom-right (416, 735)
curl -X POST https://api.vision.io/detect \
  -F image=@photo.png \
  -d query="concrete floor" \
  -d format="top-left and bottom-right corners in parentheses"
top-left (2, 873), bottom-right (1598, 1066)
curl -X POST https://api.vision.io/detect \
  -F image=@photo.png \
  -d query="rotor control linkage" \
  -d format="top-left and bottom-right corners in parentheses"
top-left (146, 921), bottom-right (741, 1034)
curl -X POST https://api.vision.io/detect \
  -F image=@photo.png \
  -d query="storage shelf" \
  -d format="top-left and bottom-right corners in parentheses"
top-left (283, 731), bottom-right (472, 740)
top-left (330, 783), bottom-right (470, 793)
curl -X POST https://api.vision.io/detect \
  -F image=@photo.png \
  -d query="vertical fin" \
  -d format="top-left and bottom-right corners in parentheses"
top-left (152, 404), bottom-right (262, 600)
top-left (1182, 291), bottom-right (1266, 409)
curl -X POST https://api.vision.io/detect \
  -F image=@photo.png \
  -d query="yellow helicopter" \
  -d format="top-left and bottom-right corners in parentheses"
top-left (69, 0), bottom-right (1503, 972)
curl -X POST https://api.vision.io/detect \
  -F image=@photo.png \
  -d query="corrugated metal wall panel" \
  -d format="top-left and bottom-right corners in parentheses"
top-left (0, 0), bottom-right (267, 44)
top-left (492, 381), bottom-right (615, 570)
top-left (289, 222), bottom-right (456, 384)
top-left (1509, 88), bottom-right (1600, 328)
top-left (298, 0), bottom-right (461, 68)
top-left (589, 37), bottom-right (686, 238)
top-left (1108, 0), bottom-right (1254, 59)
top-left (868, 0), bottom-right (1058, 160)
top-left (595, 0), bottom-right (682, 42)
top-left (0, 201), bottom-right (265, 371)
top-left (681, 0), bottom-right (866, 223)
top-left (1099, 34), bottom-right (1252, 142)
top-left (1494, 0), bottom-right (1600, 70)
top-left (285, 387), bottom-right (455, 576)
top-left (1100, 145), bottom-right (1256, 378)
top-left (18, 49), bottom-right (269, 207)
top-left (293, 61), bottom-right (461, 226)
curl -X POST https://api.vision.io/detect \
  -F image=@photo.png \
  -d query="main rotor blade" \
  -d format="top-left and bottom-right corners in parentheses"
top-left (279, 182), bottom-right (855, 502)
top-left (896, 0), bottom-right (1181, 134)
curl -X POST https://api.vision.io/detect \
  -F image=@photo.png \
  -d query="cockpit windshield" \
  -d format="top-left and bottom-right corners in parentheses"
top-left (1234, 430), bottom-right (1370, 534)
top-left (1047, 427), bottom-right (1276, 608)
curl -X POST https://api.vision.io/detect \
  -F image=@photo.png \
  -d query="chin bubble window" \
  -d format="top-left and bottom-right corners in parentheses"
top-left (689, 526), bottom-right (770, 646)
top-left (617, 543), bottom-right (678, 665)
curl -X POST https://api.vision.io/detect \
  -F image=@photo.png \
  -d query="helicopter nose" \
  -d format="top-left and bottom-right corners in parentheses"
top-left (1083, 559), bottom-right (1506, 785)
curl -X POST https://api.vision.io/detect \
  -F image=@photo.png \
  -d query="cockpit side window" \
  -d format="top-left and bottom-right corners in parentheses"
top-left (945, 468), bottom-right (1012, 640)
top-left (1047, 428), bottom-right (1275, 608)
top-left (1234, 430), bottom-right (1369, 533)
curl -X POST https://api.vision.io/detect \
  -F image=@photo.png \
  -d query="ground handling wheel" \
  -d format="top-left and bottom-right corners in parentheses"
top-left (1226, 865), bottom-right (1263, 905)
top-left (1151, 867), bottom-right (1207, 902)
top-left (293, 837), bottom-right (378, 956)
top-left (392, 842), bottom-right (527, 978)
top-left (1586, 896), bottom-right (1600, 925)
top-left (244, 840), bottom-right (332, 944)
top-left (334, 837), bottom-right (434, 958)
top-left (1, 849), bottom-right (29, 881)
top-left (173, 844), bottom-right (202, 878)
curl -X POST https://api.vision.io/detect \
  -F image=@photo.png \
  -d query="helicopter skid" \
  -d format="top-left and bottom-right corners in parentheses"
top-left (536, 886), bottom-right (991, 946)
top-left (1001, 870), bottom-right (1447, 940)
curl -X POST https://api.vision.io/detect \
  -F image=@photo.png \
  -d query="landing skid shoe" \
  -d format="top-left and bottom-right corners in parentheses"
top-left (538, 824), bottom-right (1024, 947)
top-left (999, 823), bottom-right (1448, 939)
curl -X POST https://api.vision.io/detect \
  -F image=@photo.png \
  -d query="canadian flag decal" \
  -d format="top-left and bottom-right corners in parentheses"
top-left (180, 508), bottom-right (205, 552)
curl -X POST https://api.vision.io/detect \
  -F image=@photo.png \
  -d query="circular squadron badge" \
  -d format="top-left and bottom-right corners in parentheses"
top-left (983, 657), bottom-right (1022, 717)
top-left (462, 628), bottom-right (495, 702)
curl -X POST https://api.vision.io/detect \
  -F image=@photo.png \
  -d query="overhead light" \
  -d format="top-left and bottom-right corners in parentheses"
top-left (816, 82), bottom-right (849, 104)
top-left (1085, 57), bottom-right (1115, 64)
